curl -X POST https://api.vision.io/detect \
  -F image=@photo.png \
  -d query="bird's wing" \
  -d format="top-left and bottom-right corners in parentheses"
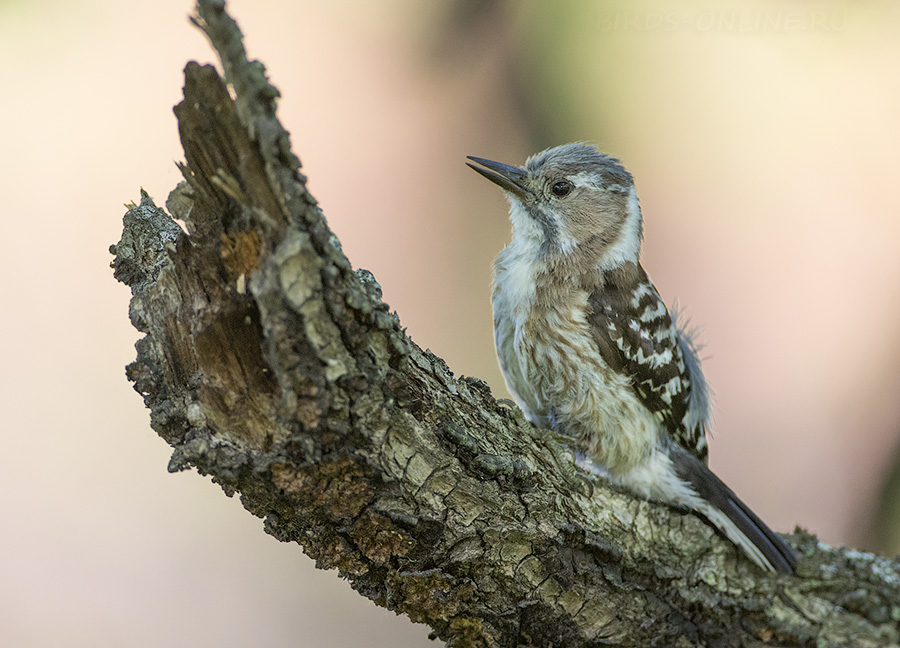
top-left (587, 263), bottom-right (708, 462)
top-left (673, 313), bottom-right (711, 455)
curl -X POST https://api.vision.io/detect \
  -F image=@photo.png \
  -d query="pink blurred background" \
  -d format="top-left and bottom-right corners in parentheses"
top-left (2, 1), bottom-right (900, 646)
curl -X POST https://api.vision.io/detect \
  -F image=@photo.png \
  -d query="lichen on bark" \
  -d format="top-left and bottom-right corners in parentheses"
top-left (110, 1), bottom-right (900, 646)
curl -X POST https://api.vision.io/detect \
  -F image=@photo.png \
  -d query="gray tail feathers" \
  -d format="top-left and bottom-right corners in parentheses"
top-left (672, 449), bottom-right (797, 574)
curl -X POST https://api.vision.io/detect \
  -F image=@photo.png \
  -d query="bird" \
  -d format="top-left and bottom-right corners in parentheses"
top-left (466, 143), bottom-right (796, 574)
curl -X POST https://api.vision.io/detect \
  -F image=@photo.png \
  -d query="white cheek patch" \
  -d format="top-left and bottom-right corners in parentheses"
top-left (510, 198), bottom-right (572, 253)
top-left (597, 187), bottom-right (643, 270)
top-left (556, 225), bottom-right (578, 255)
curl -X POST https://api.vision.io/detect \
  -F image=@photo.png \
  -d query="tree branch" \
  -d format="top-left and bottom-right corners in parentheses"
top-left (110, 1), bottom-right (900, 646)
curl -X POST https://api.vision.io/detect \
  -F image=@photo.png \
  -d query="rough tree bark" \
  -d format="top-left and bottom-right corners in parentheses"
top-left (109, 2), bottom-right (900, 646)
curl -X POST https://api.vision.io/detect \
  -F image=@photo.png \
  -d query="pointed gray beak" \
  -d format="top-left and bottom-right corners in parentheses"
top-left (466, 156), bottom-right (532, 201)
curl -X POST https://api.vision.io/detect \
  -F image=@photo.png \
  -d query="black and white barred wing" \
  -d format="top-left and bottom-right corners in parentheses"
top-left (587, 267), bottom-right (709, 461)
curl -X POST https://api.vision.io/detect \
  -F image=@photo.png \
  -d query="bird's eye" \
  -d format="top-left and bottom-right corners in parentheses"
top-left (551, 180), bottom-right (573, 197)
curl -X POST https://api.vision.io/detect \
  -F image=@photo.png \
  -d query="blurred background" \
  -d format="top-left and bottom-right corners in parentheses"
top-left (2, 0), bottom-right (900, 646)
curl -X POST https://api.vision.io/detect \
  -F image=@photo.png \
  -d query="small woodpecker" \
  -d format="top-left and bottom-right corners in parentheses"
top-left (467, 143), bottom-right (796, 574)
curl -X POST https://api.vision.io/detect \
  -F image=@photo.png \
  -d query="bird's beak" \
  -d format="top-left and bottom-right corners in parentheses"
top-left (466, 156), bottom-right (532, 201)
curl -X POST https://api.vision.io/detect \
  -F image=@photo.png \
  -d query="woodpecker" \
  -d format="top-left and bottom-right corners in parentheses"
top-left (467, 143), bottom-right (796, 574)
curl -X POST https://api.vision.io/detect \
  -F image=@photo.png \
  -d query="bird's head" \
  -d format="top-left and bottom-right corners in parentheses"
top-left (467, 143), bottom-right (643, 270)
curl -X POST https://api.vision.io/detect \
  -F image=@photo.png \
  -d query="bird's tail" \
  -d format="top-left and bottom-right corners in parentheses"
top-left (671, 449), bottom-right (797, 574)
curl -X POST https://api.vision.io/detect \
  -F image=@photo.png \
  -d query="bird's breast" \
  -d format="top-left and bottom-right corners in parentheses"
top-left (492, 258), bottom-right (661, 472)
